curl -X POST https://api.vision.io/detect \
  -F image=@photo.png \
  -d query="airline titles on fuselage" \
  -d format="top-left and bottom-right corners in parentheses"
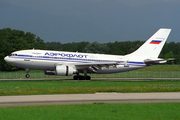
top-left (44, 52), bottom-right (88, 58)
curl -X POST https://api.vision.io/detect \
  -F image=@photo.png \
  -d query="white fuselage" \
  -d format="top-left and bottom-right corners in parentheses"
top-left (4, 49), bottom-right (146, 74)
top-left (3, 28), bottom-right (171, 79)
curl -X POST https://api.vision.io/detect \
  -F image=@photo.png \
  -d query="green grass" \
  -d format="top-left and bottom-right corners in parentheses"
top-left (1, 65), bottom-right (180, 119)
top-left (1, 80), bottom-right (180, 95)
top-left (0, 103), bottom-right (180, 120)
top-left (136, 64), bottom-right (180, 71)
top-left (1, 65), bottom-right (180, 79)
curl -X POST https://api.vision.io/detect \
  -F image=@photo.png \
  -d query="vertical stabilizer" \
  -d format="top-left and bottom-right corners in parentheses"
top-left (126, 28), bottom-right (171, 58)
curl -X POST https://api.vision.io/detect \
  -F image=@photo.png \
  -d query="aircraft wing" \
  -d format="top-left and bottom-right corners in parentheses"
top-left (73, 61), bottom-right (120, 73)
top-left (74, 61), bottom-right (118, 66)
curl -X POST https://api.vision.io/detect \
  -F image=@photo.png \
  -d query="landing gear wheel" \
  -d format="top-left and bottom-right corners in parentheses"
top-left (73, 76), bottom-right (78, 80)
top-left (25, 74), bottom-right (30, 78)
top-left (25, 68), bottom-right (30, 78)
top-left (73, 75), bottom-right (91, 80)
top-left (80, 76), bottom-right (85, 80)
top-left (86, 76), bottom-right (91, 80)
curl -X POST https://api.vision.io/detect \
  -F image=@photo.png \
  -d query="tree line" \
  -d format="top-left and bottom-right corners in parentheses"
top-left (0, 28), bottom-right (179, 71)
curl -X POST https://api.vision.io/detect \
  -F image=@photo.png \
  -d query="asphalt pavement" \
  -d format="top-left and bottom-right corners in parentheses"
top-left (0, 92), bottom-right (180, 107)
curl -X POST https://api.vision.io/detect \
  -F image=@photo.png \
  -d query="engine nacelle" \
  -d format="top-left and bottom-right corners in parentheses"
top-left (55, 65), bottom-right (76, 76)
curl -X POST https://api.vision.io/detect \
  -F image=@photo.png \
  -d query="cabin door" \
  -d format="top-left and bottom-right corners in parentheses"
top-left (24, 52), bottom-right (31, 61)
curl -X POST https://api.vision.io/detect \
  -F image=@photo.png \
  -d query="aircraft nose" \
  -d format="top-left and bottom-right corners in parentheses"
top-left (4, 56), bottom-right (10, 63)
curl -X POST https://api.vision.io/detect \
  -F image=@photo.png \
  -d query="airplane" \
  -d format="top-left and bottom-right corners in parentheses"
top-left (4, 28), bottom-right (171, 80)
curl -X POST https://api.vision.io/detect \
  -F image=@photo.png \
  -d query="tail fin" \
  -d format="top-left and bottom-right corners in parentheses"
top-left (126, 28), bottom-right (171, 58)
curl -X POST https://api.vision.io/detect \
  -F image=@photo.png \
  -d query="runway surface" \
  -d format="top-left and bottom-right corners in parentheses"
top-left (1, 78), bottom-right (180, 81)
top-left (0, 92), bottom-right (180, 107)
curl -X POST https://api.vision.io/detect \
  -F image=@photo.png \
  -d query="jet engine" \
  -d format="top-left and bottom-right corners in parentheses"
top-left (55, 65), bottom-right (74, 76)
top-left (44, 65), bottom-right (77, 76)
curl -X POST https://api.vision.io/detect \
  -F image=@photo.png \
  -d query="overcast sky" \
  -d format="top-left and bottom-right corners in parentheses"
top-left (0, 0), bottom-right (180, 43)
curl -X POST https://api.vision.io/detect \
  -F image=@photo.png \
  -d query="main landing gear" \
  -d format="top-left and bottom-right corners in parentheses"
top-left (73, 69), bottom-right (91, 80)
top-left (73, 75), bottom-right (91, 80)
top-left (25, 68), bottom-right (30, 78)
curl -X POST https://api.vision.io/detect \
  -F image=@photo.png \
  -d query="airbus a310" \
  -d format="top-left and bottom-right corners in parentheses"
top-left (4, 28), bottom-right (171, 80)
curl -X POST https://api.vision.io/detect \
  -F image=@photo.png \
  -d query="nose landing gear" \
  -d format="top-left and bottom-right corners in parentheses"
top-left (25, 68), bottom-right (30, 78)
top-left (25, 74), bottom-right (30, 78)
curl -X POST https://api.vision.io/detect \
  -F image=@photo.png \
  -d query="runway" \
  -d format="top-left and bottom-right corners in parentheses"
top-left (1, 78), bottom-right (180, 81)
top-left (0, 92), bottom-right (180, 107)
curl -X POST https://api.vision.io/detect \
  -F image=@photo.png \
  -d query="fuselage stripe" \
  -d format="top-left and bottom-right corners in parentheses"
top-left (9, 54), bottom-right (145, 66)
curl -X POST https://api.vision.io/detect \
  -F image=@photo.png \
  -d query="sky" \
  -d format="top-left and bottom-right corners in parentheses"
top-left (0, 0), bottom-right (180, 43)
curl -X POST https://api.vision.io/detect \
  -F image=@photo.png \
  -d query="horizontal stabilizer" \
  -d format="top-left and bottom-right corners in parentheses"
top-left (144, 58), bottom-right (175, 66)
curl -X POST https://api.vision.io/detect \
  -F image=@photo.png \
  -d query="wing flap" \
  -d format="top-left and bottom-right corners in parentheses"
top-left (74, 62), bottom-right (118, 66)
top-left (74, 62), bottom-right (119, 72)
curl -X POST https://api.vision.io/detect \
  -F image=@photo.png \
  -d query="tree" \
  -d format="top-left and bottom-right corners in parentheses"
top-left (164, 51), bottom-right (175, 64)
top-left (83, 41), bottom-right (110, 54)
top-left (46, 42), bottom-right (62, 50)
top-left (0, 28), bottom-right (46, 71)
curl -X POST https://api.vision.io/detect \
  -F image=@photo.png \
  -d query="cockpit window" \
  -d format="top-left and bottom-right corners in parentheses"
top-left (9, 54), bottom-right (18, 57)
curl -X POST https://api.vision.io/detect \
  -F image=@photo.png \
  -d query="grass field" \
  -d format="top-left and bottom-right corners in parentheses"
top-left (1, 65), bottom-right (180, 119)
top-left (1, 65), bottom-right (180, 79)
top-left (0, 103), bottom-right (180, 120)
top-left (0, 80), bottom-right (180, 95)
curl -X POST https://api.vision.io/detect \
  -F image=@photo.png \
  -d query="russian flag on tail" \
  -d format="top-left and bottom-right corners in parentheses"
top-left (150, 40), bottom-right (161, 44)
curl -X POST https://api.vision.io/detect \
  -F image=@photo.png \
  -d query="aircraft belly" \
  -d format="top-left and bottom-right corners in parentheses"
top-left (95, 65), bottom-right (144, 74)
